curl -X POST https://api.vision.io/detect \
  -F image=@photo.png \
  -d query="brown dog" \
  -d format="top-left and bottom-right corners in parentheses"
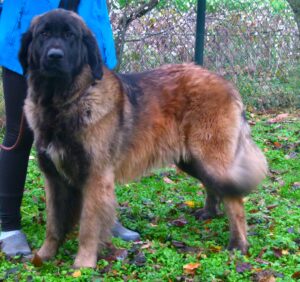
top-left (19, 9), bottom-right (267, 268)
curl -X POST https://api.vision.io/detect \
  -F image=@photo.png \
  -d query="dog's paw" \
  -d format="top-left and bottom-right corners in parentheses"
top-left (228, 239), bottom-right (249, 255)
top-left (73, 256), bottom-right (97, 269)
top-left (37, 248), bottom-right (56, 261)
top-left (37, 240), bottom-right (59, 261)
top-left (194, 208), bottom-right (221, 220)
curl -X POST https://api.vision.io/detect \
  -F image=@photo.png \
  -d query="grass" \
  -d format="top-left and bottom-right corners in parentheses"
top-left (0, 111), bottom-right (299, 281)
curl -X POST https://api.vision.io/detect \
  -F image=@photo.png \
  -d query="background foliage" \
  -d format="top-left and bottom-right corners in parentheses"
top-left (108, 0), bottom-right (299, 110)
top-left (0, 0), bottom-right (299, 119)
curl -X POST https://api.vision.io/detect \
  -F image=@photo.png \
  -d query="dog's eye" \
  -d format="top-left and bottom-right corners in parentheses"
top-left (40, 31), bottom-right (50, 38)
top-left (64, 31), bottom-right (74, 38)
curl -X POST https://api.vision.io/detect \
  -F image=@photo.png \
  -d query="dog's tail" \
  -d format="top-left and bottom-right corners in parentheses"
top-left (226, 112), bottom-right (268, 195)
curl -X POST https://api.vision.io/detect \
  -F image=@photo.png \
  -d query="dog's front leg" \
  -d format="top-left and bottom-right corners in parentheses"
top-left (38, 176), bottom-right (82, 261)
top-left (74, 168), bottom-right (116, 268)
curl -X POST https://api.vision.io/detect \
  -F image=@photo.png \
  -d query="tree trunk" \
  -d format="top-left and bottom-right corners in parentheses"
top-left (287, 0), bottom-right (300, 37)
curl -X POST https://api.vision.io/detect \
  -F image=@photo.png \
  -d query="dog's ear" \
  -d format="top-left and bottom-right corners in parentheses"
top-left (83, 30), bottom-right (103, 80)
top-left (18, 30), bottom-right (33, 75)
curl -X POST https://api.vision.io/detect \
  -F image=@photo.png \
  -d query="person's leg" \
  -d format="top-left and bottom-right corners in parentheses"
top-left (112, 220), bottom-right (140, 241)
top-left (0, 67), bottom-right (33, 256)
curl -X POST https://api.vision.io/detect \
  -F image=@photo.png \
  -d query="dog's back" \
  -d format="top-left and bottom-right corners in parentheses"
top-left (114, 64), bottom-right (267, 196)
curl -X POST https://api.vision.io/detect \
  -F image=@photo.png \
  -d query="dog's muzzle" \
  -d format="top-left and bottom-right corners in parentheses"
top-left (42, 48), bottom-right (67, 76)
top-left (47, 48), bottom-right (64, 60)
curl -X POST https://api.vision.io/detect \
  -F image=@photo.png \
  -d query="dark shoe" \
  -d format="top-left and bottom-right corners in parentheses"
top-left (0, 231), bottom-right (31, 257)
top-left (112, 221), bottom-right (140, 241)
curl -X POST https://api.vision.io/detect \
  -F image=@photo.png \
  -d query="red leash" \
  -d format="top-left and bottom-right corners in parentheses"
top-left (0, 112), bottom-right (25, 151)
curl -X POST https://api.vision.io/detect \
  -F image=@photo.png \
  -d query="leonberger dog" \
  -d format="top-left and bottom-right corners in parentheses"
top-left (19, 9), bottom-right (267, 268)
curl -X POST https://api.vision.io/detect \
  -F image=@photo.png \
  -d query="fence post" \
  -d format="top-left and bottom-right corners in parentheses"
top-left (195, 0), bottom-right (206, 66)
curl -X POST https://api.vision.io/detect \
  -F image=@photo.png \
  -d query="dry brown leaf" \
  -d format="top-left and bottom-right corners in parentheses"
top-left (273, 141), bottom-right (282, 148)
top-left (141, 241), bottom-right (152, 249)
top-left (209, 245), bottom-right (222, 253)
top-left (267, 113), bottom-right (289, 123)
top-left (163, 177), bottom-right (174, 184)
top-left (183, 262), bottom-right (201, 275)
top-left (252, 270), bottom-right (276, 282)
top-left (292, 271), bottom-right (300, 279)
top-left (266, 204), bottom-right (278, 210)
top-left (184, 201), bottom-right (195, 208)
top-left (72, 270), bottom-right (82, 278)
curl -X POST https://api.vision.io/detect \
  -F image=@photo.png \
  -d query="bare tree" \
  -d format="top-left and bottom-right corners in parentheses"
top-left (287, 0), bottom-right (300, 37)
top-left (111, 0), bottom-right (159, 69)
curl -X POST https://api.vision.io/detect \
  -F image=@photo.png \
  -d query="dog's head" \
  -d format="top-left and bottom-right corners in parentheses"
top-left (19, 9), bottom-right (103, 79)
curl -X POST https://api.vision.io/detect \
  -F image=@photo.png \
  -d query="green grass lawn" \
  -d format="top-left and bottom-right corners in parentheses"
top-left (0, 111), bottom-right (299, 281)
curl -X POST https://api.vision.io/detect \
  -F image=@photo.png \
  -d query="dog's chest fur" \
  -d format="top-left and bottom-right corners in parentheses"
top-left (45, 141), bottom-right (66, 178)
top-left (39, 117), bottom-right (86, 183)
top-left (25, 93), bottom-right (90, 185)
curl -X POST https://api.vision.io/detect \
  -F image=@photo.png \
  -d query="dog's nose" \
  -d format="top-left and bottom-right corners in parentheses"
top-left (47, 48), bottom-right (64, 60)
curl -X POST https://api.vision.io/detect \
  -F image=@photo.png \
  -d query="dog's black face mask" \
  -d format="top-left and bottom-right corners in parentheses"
top-left (19, 9), bottom-right (103, 80)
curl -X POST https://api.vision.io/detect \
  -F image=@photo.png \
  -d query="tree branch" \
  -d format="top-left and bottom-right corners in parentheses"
top-left (119, 0), bottom-right (159, 28)
top-left (115, 0), bottom-right (160, 70)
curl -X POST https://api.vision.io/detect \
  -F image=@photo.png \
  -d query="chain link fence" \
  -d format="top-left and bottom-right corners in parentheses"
top-left (110, 0), bottom-right (299, 110)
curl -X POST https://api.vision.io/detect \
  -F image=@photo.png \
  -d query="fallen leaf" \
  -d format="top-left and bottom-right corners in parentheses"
top-left (253, 268), bottom-right (263, 273)
top-left (252, 270), bottom-right (276, 282)
top-left (172, 240), bottom-right (186, 248)
top-left (255, 258), bottom-right (270, 265)
top-left (285, 152), bottom-right (298, 159)
top-left (272, 247), bottom-right (283, 258)
top-left (209, 245), bottom-right (222, 253)
top-left (292, 271), bottom-right (300, 279)
top-left (203, 219), bottom-right (212, 225)
top-left (292, 182), bottom-right (300, 190)
top-left (140, 241), bottom-right (152, 249)
top-left (115, 249), bottom-right (129, 261)
top-left (197, 252), bottom-right (207, 259)
top-left (266, 204), bottom-right (278, 210)
top-left (184, 201), bottom-right (195, 208)
top-left (249, 209), bottom-right (260, 214)
top-left (267, 113), bottom-right (289, 123)
top-left (236, 262), bottom-right (252, 273)
top-left (257, 247), bottom-right (267, 258)
top-left (183, 262), bottom-right (201, 275)
top-left (105, 248), bottom-right (128, 262)
top-left (72, 270), bottom-right (82, 278)
top-left (111, 270), bottom-right (118, 276)
top-left (163, 177), bottom-right (174, 184)
top-left (31, 253), bottom-right (43, 267)
top-left (132, 251), bottom-right (146, 266)
top-left (171, 218), bottom-right (187, 227)
top-left (273, 141), bottom-right (282, 148)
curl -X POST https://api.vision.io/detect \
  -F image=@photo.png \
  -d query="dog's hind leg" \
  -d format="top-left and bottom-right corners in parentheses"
top-left (194, 191), bottom-right (222, 220)
top-left (223, 197), bottom-right (248, 253)
top-left (177, 160), bottom-right (222, 220)
top-left (177, 156), bottom-right (248, 253)
top-left (74, 167), bottom-right (116, 269)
